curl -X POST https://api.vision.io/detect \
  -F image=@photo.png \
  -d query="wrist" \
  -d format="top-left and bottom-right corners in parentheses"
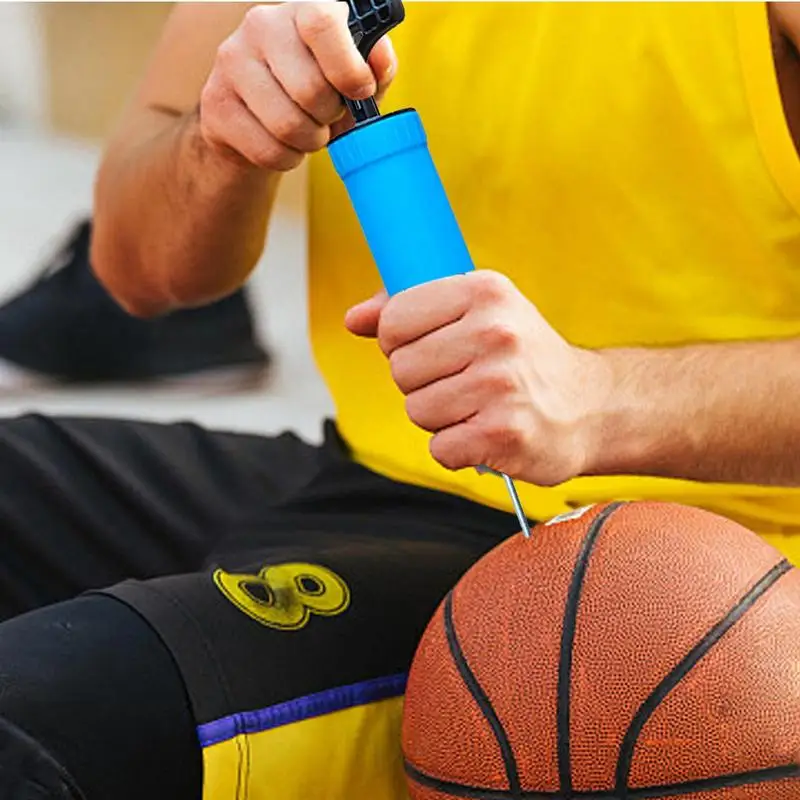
top-left (578, 347), bottom-right (678, 478)
top-left (183, 107), bottom-right (276, 188)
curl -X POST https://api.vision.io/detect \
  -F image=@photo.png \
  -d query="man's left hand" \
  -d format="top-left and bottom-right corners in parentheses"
top-left (345, 270), bottom-right (611, 486)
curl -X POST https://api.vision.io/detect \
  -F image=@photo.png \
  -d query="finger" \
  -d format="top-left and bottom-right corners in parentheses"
top-left (258, 11), bottom-right (344, 125)
top-left (404, 366), bottom-right (518, 433)
top-left (429, 420), bottom-right (485, 472)
top-left (431, 410), bottom-right (533, 476)
top-left (344, 291), bottom-right (389, 337)
top-left (294, 3), bottom-right (376, 99)
top-left (378, 275), bottom-right (472, 355)
top-left (331, 35), bottom-right (396, 137)
top-left (332, 38), bottom-right (395, 138)
top-left (369, 35), bottom-right (397, 98)
top-left (389, 317), bottom-right (475, 394)
top-left (201, 84), bottom-right (304, 171)
top-left (405, 372), bottom-right (478, 433)
top-left (234, 58), bottom-right (329, 152)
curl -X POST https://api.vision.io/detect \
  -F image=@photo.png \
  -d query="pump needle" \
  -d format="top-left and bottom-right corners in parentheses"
top-left (476, 466), bottom-right (532, 538)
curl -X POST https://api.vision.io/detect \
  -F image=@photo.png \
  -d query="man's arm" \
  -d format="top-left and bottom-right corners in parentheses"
top-left (575, 5), bottom-right (800, 487)
top-left (92, 2), bottom-right (395, 317)
top-left (346, 274), bottom-right (800, 488)
top-left (586, 338), bottom-right (800, 486)
top-left (92, 3), bottom-right (263, 316)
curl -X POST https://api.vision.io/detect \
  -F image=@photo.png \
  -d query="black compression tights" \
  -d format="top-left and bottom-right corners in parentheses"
top-left (0, 595), bottom-right (202, 800)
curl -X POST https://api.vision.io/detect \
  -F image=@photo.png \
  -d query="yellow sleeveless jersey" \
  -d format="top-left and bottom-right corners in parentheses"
top-left (308, 2), bottom-right (800, 565)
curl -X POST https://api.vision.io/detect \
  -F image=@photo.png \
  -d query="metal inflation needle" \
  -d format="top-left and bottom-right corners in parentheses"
top-left (476, 466), bottom-right (532, 538)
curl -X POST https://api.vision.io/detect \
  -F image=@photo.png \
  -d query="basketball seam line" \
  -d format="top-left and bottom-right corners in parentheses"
top-left (614, 558), bottom-right (794, 796)
top-left (444, 590), bottom-right (522, 798)
top-left (403, 759), bottom-right (800, 799)
top-left (558, 502), bottom-right (624, 796)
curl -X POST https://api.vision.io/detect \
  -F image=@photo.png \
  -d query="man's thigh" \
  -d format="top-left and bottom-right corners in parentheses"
top-left (103, 523), bottom-right (504, 800)
top-left (0, 414), bottom-right (321, 619)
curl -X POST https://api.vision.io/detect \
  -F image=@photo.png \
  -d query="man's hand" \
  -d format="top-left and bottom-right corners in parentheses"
top-left (200, 2), bottom-right (396, 171)
top-left (345, 271), bottom-right (611, 485)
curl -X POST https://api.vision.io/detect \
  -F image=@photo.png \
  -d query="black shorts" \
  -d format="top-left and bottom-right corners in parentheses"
top-left (0, 414), bottom-right (519, 798)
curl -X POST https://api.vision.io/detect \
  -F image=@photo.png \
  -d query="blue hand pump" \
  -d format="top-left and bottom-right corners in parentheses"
top-left (327, 0), bottom-right (532, 537)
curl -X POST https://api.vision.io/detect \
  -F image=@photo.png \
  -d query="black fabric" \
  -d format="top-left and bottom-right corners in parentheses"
top-left (0, 414), bottom-right (324, 619)
top-left (0, 221), bottom-right (268, 382)
top-left (109, 524), bottom-right (506, 727)
top-left (102, 419), bottom-right (521, 724)
top-left (0, 595), bottom-right (201, 800)
top-left (0, 716), bottom-right (85, 800)
top-left (0, 413), bottom-right (521, 799)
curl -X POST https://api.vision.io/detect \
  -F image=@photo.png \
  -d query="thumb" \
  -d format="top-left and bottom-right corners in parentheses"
top-left (344, 291), bottom-right (389, 337)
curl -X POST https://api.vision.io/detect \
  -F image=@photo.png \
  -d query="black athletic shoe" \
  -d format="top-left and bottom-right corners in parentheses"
top-left (0, 220), bottom-right (271, 391)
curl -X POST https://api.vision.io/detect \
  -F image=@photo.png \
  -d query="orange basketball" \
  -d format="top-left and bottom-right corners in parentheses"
top-left (402, 501), bottom-right (800, 799)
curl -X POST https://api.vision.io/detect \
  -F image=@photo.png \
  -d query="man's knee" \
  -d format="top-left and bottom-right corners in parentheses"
top-left (0, 595), bottom-right (201, 800)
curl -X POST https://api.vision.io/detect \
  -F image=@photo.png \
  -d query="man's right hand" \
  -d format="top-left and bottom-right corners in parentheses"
top-left (199, 2), bottom-right (397, 172)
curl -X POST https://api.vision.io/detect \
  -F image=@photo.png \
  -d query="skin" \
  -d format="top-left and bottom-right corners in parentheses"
top-left (93, 2), bottom-right (800, 488)
top-left (92, 2), bottom-right (395, 315)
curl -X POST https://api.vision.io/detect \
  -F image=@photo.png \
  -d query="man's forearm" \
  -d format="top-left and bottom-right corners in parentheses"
top-left (588, 337), bottom-right (800, 486)
top-left (92, 108), bottom-right (279, 317)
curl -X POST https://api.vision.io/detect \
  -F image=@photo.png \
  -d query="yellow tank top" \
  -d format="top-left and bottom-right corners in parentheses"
top-left (307, 2), bottom-right (800, 563)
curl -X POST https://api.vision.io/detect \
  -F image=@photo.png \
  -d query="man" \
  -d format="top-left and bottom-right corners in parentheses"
top-left (0, 2), bottom-right (798, 798)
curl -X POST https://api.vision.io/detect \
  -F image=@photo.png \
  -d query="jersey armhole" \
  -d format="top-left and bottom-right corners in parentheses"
top-left (735, 2), bottom-right (800, 219)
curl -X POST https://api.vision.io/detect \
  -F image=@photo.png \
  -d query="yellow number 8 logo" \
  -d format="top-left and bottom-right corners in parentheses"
top-left (213, 563), bottom-right (350, 630)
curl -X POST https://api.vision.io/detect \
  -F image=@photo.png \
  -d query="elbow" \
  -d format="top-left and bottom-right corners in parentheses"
top-left (90, 232), bottom-right (170, 319)
top-left (90, 192), bottom-right (174, 319)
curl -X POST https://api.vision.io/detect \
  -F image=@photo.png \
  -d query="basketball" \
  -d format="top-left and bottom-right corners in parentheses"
top-left (402, 501), bottom-right (800, 799)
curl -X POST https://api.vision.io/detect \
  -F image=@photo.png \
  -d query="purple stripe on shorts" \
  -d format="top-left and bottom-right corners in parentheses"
top-left (197, 672), bottom-right (408, 748)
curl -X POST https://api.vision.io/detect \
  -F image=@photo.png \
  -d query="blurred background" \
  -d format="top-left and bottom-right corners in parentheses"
top-left (0, 2), bottom-right (332, 440)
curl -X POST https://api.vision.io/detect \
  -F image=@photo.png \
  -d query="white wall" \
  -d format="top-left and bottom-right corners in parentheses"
top-left (0, 3), bottom-right (46, 129)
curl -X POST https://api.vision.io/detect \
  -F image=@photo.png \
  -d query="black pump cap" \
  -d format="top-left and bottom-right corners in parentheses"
top-left (339, 0), bottom-right (404, 124)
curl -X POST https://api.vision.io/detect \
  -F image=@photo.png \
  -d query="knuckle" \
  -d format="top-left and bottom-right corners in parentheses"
top-left (471, 270), bottom-right (513, 304)
top-left (198, 113), bottom-right (221, 148)
top-left (199, 79), bottom-right (222, 119)
top-left (299, 83), bottom-right (342, 124)
top-left (248, 142), bottom-right (278, 169)
top-left (295, 3), bottom-right (341, 40)
top-left (271, 147), bottom-right (304, 172)
top-left (335, 67), bottom-right (373, 99)
top-left (378, 332), bottom-right (395, 358)
top-left (482, 418), bottom-right (524, 457)
top-left (292, 79), bottom-right (324, 113)
top-left (273, 115), bottom-right (327, 153)
top-left (199, 85), bottom-right (234, 144)
top-left (269, 112), bottom-right (303, 145)
top-left (242, 4), bottom-right (274, 37)
top-left (481, 368), bottom-right (517, 396)
top-left (249, 139), bottom-right (291, 170)
top-left (215, 37), bottom-right (241, 71)
top-left (479, 320), bottom-right (520, 352)
top-left (404, 394), bottom-right (426, 427)
top-left (377, 311), bottom-right (401, 354)
top-left (310, 125), bottom-right (332, 151)
top-left (389, 351), bottom-right (409, 390)
top-left (429, 435), bottom-right (463, 471)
